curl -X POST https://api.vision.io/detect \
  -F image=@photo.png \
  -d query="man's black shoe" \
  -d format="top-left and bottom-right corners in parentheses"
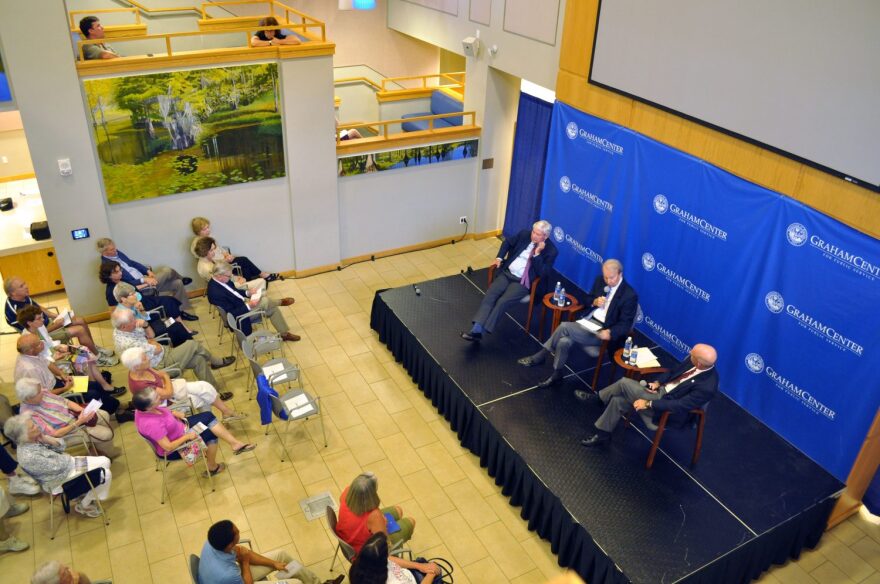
top-left (460, 331), bottom-right (482, 342)
top-left (180, 311), bottom-right (199, 321)
top-left (580, 433), bottom-right (610, 448)
top-left (182, 277), bottom-right (193, 285)
top-left (536, 372), bottom-right (563, 388)
top-left (115, 409), bottom-right (135, 424)
top-left (108, 386), bottom-right (127, 397)
top-left (211, 356), bottom-right (236, 369)
top-left (574, 390), bottom-right (601, 406)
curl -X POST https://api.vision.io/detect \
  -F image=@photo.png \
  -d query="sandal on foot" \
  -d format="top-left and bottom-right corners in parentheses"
top-left (202, 462), bottom-right (226, 478)
top-left (233, 444), bottom-right (256, 455)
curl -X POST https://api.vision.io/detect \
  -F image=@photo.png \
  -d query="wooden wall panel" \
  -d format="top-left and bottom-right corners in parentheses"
top-left (555, 1), bottom-right (880, 238)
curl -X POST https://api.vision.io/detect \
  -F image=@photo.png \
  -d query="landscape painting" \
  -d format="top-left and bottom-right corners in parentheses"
top-left (338, 139), bottom-right (478, 177)
top-left (83, 63), bottom-right (285, 204)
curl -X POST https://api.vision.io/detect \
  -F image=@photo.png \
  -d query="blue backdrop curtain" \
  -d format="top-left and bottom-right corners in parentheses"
top-left (502, 92), bottom-right (553, 238)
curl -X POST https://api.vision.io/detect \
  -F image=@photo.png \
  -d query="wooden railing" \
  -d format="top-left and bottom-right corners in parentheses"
top-left (379, 72), bottom-right (465, 92)
top-left (74, 24), bottom-right (326, 63)
top-left (336, 111), bottom-right (477, 145)
top-left (334, 76), bottom-right (383, 91)
top-left (69, 7), bottom-right (141, 28)
top-left (199, 0), bottom-right (326, 41)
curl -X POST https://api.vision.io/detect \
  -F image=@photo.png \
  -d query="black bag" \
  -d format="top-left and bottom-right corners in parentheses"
top-left (30, 221), bottom-right (51, 240)
top-left (409, 557), bottom-right (454, 584)
top-left (60, 468), bottom-right (105, 513)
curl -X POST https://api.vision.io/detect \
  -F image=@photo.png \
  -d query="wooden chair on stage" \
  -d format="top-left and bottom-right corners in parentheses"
top-left (487, 264), bottom-right (541, 334)
top-left (625, 401), bottom-right (709, 469)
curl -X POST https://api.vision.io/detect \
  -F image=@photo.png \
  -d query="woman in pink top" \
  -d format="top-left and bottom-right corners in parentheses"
top-left (131, 388), bottom-right (255, 477)
top-left (336, 473), bottom-right (415, 555)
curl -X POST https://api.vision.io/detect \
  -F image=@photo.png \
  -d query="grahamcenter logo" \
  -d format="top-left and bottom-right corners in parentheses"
top-left (764, 291), bottom-right (784, 314)
top-left (634, 304), bottom-right (644, 325)
top-left (786, 223), bottom-right (808, 247)
top-left (641, 253), bottom-right (656, 271)
top-left (745, 353), bottom-right (765, 374)
top-left (653, 195), bottom-right (669, 214)
top-left (559, 176), bottom-right (571, 193)
top-left (553, 226), bottom-right (565, 243)
top-left (565, 122), bottom-right (578, 140)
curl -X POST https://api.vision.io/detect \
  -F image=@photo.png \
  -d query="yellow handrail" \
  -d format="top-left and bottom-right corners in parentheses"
top-left (380, 72), bottom-right (465, 91)
top-left (336, 111), bottom-right (477, 144)
top-left (200, 0), bottom-right (326, 41)
top-left (334, 77), bottom-right (383, 91)
top-left (75, 25), bottom-right (322, 62)
top-left (69, 8), bottom-right (141, 29)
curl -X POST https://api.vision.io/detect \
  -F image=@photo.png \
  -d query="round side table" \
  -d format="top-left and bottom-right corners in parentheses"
top-left (613, 348), bottom-right (669, 380)
top-left (538, 292), bottom-right (582, 340)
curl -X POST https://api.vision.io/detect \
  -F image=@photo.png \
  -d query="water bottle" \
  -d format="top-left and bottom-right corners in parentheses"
top-left (623, 336), bottom-right (632, 362)
top-left (557, 287), bottom-right (566, 307)
top-left (629, 346), bottom-right (639, 366)
top-left (553, 281), bottom-right (562, 303)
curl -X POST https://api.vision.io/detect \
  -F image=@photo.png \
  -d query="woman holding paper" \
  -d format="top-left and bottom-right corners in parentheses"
top-left (132, 387), bottom-right (255, 477)
top-left (193, 236), bottom-right (266, 293)
top-left (4, 413), bottom-right (112, 518)
top-left (121, 347), bottom-right (245, 421)
top-left (15, 378), bottom-right (121, 458)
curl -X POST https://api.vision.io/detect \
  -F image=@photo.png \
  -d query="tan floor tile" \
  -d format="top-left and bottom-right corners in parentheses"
top-left (367, 459), bottom-right (413, 507)
top-left (350, 351), bottom-right (390, 384)
top-left (266, 467), bottom-right (309, 517)
top-left (177, 518), bottom-right (213, 558)
top-left (521, 536), bottom-right (566, 580)
top-left (340, 424), bottom-right (387, 466)
top-left (228, 457), bottom-right (273, 507)
top-left (318, 345), bottom-right (358, 377)
top-left (357, 400), bottom-right (400, 440)
top-left (429, 417), bottom-right (469, 457)
top-left (336, 370), bottom-right (378, 406)
top-left (320, 393), bottom-right (363, 430)
top-left (474, 520), bottom-right (537, 579)
top-left (283, 513), bottom-right (336, 566)
top-left (831, 518), bottom-right (869, 546)
top-left (770, 559), bottom-right (820, 584)
top-left (244, 496), bottom-right (293, 552)
top-left (139, 505), bottom-right (183, 563)
top-left (405, 468), bottom-right (456, 518)
top-left (454, 453), bottom-right (500, 498)
top-left (417, 442), bottom-right (468, 487)
top-left (429, 509), bottom-right (490, 566)
top-left (483, 493), bottom-right (531, 542)
top-left (809, 560), bottom-right (858, 583)
top-left (31, 518), bottom-right (73, 568)
top-left (395, 409), bottom-right (441, 449)
top-left (204, 486), bottom-right (251, 532)
top-left (445, 478), bottom-right (500, 530)
top-left (511, 568), bottom-right (555, 584)
top-left (852, 535), bottom-right (880, 571)
top-left (109, 540), bottom-right (153, 584)
top-left (150, 553), bottom-right (192, 584)
top-left (104, 493), bottom-right (144, 549)
top-left (370, 378), bottom-right (413, 413)
top-left (379, 432), bottom-right (428, 476)
top-left (461, 556), bottom-right (505, 583)
top-left (820, 536), bottom-right (876, 581)
top-left (322, 450), bottom-right (365, 487)
top-left (397, 498), bottom-right (444, 554)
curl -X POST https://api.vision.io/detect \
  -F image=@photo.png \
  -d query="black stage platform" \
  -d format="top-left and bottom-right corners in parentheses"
top-left (370, 270), bottom-right (844, 584)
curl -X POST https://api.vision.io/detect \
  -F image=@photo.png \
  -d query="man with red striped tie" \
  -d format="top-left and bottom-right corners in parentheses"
top-left (461, 220), bottom-right (558, 341)
top-left (579, 343), bottom-right (718, 447)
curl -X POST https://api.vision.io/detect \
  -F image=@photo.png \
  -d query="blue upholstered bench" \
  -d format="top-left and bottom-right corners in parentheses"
top-left (401, 91), bottom-right (463, 132)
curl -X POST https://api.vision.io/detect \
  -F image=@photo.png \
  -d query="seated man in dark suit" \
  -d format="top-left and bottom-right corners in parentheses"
top-left (206, 263), bottom-right (300, 342)
top-left (518, 259), bottom-right (637, 388)
top-left (580, 343), bottom-right (718, 447)
top-left (97, 237), bottom-right (198, 321)
top-left (460, 220), bottom-right (558, 341)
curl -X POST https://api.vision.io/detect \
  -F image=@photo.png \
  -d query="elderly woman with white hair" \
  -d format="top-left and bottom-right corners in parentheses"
top-left (15, 377), bottom-right (120, 459)
top-left (193, 236), bottom-right (266, 293)
top-left (335, 472), bottom-right (416, 555)
top-left (132, 387), bottom-right (255, 476)
top-left (120, 347), bottom-right (244, 421)
top-left (31, 560), bottom-right (111, 584)
top-left (4, 413), bottom-right (112, 519)
top-left (113, 281), bottom-right (195, 347)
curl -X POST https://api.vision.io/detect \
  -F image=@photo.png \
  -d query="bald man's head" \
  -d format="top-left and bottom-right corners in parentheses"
top-left (690, 344), bottom-right (717, 369)
top-left (17, 333), bottom-right (42, 355)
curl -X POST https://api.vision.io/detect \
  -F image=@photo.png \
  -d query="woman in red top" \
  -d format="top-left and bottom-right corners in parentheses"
top-left (336, 472), bottom-right (415, 554)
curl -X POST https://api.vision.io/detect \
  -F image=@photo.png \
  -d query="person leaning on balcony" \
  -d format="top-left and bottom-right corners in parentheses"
top-left (78, 16), bottom-right (120, 60)
top-left (251, 16), bottom-right (301, 47)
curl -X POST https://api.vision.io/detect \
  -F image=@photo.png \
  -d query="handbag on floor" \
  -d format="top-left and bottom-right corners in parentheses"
top-left (60, 468), bottom-right (105, 513)
top-left (410, 556), bottom-right (454, 584)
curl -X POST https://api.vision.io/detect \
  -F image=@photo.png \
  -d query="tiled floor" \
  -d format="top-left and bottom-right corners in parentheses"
top-left (0, 238), bottom-right (877, 583)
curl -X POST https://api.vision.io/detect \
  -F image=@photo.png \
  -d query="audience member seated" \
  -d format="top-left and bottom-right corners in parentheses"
top-left (4, 277), bottom-right (117, 366)
top-left (350, 533), bottom-right (439, 584)
top-left (207, 263), bottom-right (300, 342)
top-left (5, 413), bottom-right (112, 519)
top-left (111, 308), bottom-right (234, 388)
top-left (97, 237), bottom-right (197, 320)
top-left (251, 17), bottom-right (301, 47)
top-left (100, 261), bottom-right (184, 318)
top-left (121, 347), bottom-right (244, 422)
top-left (15, 378), bottom-right (121, 459)
top-left (16, 306), bottom-right (126, 396)
top-left (193, 237), bottom-right (266, 293)
top-left (336, 472), bottom-right (415, 555)
top-left (113, 282), bottom-right (195, 347)
top-left (337, 117), bottom-right (364, 141)
top-left (0, 442), bottom-right (41, 496)
top-left (0, 483), bottom-right (29, 553)
top-left (78, 16), bottom-right (120, 60)
top-left (132, 388), bottom-right (255, 477)
top-left (14, 334), bottom-right (123, 416)
top-left (32, 560), bottom-right (112, 584)
top-left (198, 519), bottom-right (342, 584)
top-left (190, 216), bottom-right (282, 282)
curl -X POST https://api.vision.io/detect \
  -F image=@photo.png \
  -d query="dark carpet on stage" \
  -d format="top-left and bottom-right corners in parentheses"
top-left (371, 270), bottom-right (843, 584)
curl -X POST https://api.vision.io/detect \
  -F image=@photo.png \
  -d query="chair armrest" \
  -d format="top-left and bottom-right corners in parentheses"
top-left (161, 365), bottom-right (182, 378)
top-left (236, 309), bottom-right (265, 325)
top-left (155, 333), bottom-right (172, 346)
top-left (487, 264), bottom-right (496, 286)
top-left (268, 365), bottom-right (300, 385)
top-left (44, 306), bottom-right (61, 316)
top-left (145, 307), bottom-right (166, 320)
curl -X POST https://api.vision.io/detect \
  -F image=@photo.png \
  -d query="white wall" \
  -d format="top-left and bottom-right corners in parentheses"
top-left (387, 0), bottom-right (564, 90)
top-left (338, 154), bottom-right (478, 258)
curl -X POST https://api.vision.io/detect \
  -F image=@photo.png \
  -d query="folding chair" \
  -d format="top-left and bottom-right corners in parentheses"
top-left (27, 466), bottom-right (110, 540)
top-left (242, 336), bottom-right (298, 400)
top-left (265, 380), bottom-right (326, 462)
top-left (137, 428), bottom-right (215, 504)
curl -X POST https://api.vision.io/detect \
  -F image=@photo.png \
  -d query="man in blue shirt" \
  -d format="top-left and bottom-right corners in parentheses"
top-left (199, 520), bottom-right (343, 584)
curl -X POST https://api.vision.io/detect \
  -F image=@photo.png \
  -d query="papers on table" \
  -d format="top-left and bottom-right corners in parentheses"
top-left (633, 347), bottom-right (661, 368)
top-left (284, 393), bottom-right (315, 418)
top-left (263, 362), bottom-right (289, 383)
top-left (275, 560), bottom-right (304, 580)
top-left (71, 376), bottom-right (90, 393)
